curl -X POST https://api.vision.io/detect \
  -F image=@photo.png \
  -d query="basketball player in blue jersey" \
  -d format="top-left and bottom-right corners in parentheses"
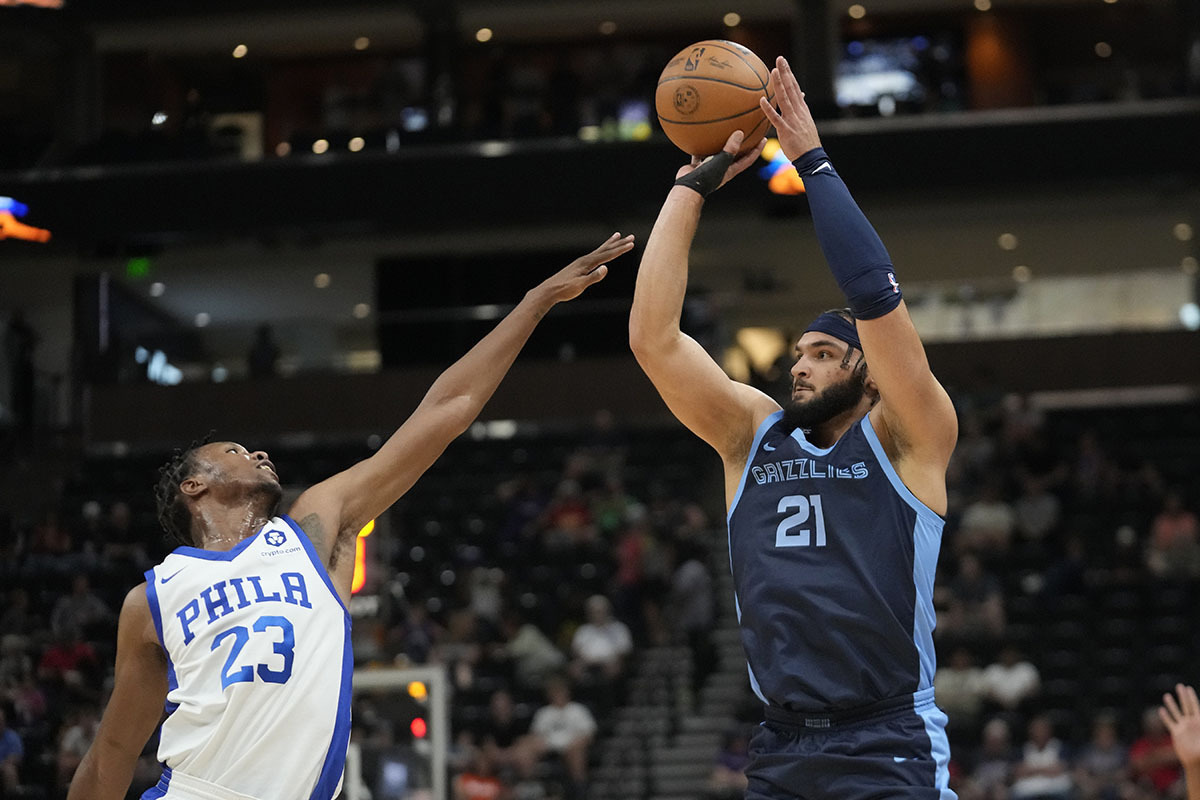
top-left (630, 55), bottom-right (957, 800)
top-left (67, 233), bottom-right (635, 800)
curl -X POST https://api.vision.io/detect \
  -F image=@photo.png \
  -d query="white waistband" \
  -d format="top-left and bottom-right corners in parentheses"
top-left (161, 771), bottom-right (261, 800)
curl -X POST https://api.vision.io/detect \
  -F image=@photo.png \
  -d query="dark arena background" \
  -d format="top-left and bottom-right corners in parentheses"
top-left (1, 1), bottom-right (1199, 798)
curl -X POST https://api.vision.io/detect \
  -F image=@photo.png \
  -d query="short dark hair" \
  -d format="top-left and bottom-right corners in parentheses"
top-left (154, 433), bottom-right (214, 547)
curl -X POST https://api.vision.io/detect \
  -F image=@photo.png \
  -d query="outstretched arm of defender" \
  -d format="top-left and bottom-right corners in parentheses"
top-left (68, 586), bottom-right (168, 800)
top-left (762, 57), bottom-right (956, 477)
top-left (630, 132), bottom-right (776, 462)
top-left (291, 233), bottom-right (635, 588)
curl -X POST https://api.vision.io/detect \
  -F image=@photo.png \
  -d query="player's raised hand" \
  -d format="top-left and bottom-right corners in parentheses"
top-left (760, 56), bottom-right (822, 162)
top-left (673, 130), bottom-right (767, 197)
top-left (535, 233), bottom-right (635, 305)
top-left (1160, 683), bottom-right (1200, 769)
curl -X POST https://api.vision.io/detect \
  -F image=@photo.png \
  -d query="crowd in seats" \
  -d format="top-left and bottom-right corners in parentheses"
top-left (1, 390), bottom-right (1198, 799)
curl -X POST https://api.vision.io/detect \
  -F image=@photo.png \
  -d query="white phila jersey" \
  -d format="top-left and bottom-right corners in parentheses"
top-left (142, 516), bottom-right (351, 800)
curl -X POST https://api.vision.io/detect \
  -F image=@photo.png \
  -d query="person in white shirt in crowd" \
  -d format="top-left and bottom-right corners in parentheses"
top-left (934, 647), bottom-right (987, 738)
top-left (1010, 714), bottom-right (1073, 800)
top-left (981, 645), bottom-right (1041, 713)
top-left (569, 594), bottom-right (632, 682)
top-left (522, 674), bottom-right (597, 791)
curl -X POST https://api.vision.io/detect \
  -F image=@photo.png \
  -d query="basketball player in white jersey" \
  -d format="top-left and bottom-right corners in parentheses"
top-left (67, 233), bottom-right (635, 800)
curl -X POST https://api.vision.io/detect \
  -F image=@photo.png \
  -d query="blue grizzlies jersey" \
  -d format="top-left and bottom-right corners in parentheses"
top-left (142, 516), bottom-right (351, 800)
top-left (727, 411), bottom-right (944, 712)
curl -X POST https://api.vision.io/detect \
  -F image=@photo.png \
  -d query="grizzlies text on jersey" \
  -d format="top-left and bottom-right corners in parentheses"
top-left (142, 516), bottom-right (351, 800)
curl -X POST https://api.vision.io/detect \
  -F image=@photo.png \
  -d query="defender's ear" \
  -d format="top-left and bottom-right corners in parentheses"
top-left (180, 475), bottom-right (206, 498)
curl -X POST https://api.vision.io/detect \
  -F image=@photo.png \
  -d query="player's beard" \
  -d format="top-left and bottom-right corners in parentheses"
top-left (781, 368), bottom-right (867, 432)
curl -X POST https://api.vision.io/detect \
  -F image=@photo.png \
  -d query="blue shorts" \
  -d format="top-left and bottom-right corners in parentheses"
top-left (745, 689), bottom-right (956, 800)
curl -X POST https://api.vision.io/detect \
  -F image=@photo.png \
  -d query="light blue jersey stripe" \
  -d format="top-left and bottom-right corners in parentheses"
top-left (860, 415), bottom-right (944, 689)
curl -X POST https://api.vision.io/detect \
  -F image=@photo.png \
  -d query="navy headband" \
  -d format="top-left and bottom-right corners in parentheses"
top-left (803, 311), bottom-right (861, 354)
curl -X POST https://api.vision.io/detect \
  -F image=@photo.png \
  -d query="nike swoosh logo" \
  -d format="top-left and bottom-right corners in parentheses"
top-left (160, 569), bottom-right (185, 584)
top-left (893, 756), bottom-right (910, 763)
top-left (813, 161), bottom-right (832, 174)
top-left (763, 442), bottom-right (776, 452)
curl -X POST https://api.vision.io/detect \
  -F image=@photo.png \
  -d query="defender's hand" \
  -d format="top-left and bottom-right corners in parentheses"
top-left (534, 233), bottom-right (635, 305)
top-left (760, 56), bottom-right (822, 162)
top-left (674, 130), bottom-right (767, 196)
top-left (1161, 683), bottom-right (1200, 768)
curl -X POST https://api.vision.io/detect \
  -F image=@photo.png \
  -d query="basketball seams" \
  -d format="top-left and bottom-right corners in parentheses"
top-left (656, 74), bottom-right (770, 93)
top-left (657, 91), bottom-right (775, 125)
top-left (698, 41), bottom-right (770, 90)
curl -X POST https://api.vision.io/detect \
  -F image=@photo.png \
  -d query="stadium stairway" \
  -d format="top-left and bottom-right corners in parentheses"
top-left (588, 555), bottom-right (749, 800)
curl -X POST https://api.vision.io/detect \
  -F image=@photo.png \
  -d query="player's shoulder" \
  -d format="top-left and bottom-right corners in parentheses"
top-left (122, 581), bottom-right (150, 613)
top-left (119, 582), bottom-right (161, 646)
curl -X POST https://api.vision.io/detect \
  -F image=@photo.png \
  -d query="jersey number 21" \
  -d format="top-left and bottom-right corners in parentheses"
top-left (776, 494), bottom-right (827, 547)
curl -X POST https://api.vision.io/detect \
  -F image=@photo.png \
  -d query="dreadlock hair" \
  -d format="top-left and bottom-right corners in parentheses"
top-left (155, 432), bottom-right (215, 547)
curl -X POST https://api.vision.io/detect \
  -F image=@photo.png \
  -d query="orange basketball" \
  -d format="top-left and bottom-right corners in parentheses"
top-left (655, 40), bottom-right (774, 157)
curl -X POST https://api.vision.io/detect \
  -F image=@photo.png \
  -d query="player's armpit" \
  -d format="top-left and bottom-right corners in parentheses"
top-left (68, 584), bottom-right (168, 800)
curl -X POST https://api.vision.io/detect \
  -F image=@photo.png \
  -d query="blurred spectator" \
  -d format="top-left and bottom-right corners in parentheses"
top-left (50, 575), bottom-right (114, 641)
top-left (497, 611), bottom-right (565, 691)
top-left (454, 746), bottom-right (506, 800)
top-left (665, 538), bottom-right (715, 690)
top-left (569, 595), bottom-right (632, 684)
top-left (939, 553), bottom-right (1006, 641)
top-left (1072, 430), bottom-right (1118, 504)
top-left (1010, 714), bottom-right (1073, 800)
top-left (956, 478), bottom-right (1016, 558)
top-left (56, 703), bottom-right (99, 791)
top-left (1040, 534), bottom-right (1089, 601)
top-left (0, 708), bottom-right (23, 796)
top-left (5, 670), bottom-right (47, 736)
top-left (0, 589), bottom-right (40, 648)
top-left (1129, 706), bottom-right (1183, 797)
top-left (966, 717), bottom-right (1017, 800)
top-left (569, 594), bottom-right (632, 717)
top-left (1073, 712), bottom-right (1129, 800)
top-left (980, 645), bottom-right (1040, 714)
top-left (435, 608), bottom-right (486, 693)
top-left (388, 603), bottom-right (442, 665)
top-left (935, 647), bottom-right (987, 738)
top-left (22, 508), bottom-right (75, 577)
top-left (708, 725), bottom-right (752, 800)
top-left (37, 627), bottom-right (100, 702)
top-left (247, 324), bottom-right (281, 379)
top-left (541, 479), bottom-right (596, 552)
top-left (99, 500), bottom-right (151, 579)
top-left (1013, 475), bottom-right (1061, 544)
top-left (526, 675), bottom-right (596, 791)
top-left (0, 637), bottom-right (33, 696)
top-left (469, 567), bottom-right (506, 624)
top-left (1145, 490), bottom-right (1200, 579)
top-left (611, 507), bottom-right (654, 638)
top-left (479, 688), bottom-right (530, 769)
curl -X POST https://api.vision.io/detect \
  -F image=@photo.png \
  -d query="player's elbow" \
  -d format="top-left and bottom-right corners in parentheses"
top-left (629, 317), bottom-right (671, 364)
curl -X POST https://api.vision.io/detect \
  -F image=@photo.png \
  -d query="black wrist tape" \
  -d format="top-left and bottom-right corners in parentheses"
top-left (674, 151), bottom-right (735, 197)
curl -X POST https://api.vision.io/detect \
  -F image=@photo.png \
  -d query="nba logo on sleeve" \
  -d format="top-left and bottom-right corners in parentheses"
top-left (265, 530), bottom-right (287, 547)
